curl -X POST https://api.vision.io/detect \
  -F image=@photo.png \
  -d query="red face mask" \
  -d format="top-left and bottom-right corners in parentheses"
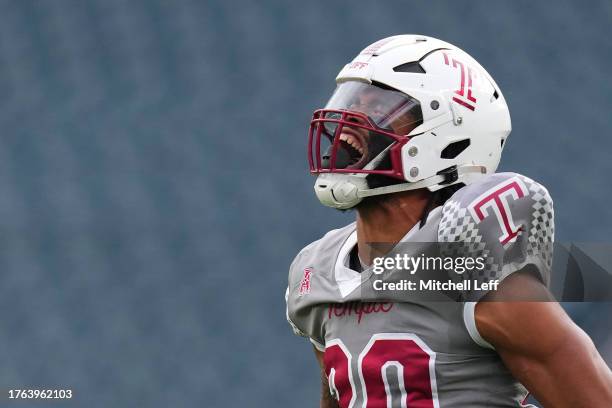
top-left (308, 81), bottom-right (423, 179)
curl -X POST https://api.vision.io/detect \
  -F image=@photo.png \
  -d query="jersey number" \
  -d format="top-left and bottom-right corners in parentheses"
top-left (324, 333), bottom-right (439, 408)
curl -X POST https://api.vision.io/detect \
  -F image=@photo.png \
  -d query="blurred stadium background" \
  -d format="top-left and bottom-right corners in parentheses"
top-left (0, 0), bottom-right (610, 406)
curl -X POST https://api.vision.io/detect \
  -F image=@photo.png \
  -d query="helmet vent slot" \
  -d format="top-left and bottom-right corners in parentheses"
top-left (441, 139), bottom-right (471, 159)
top-left (393, 62), bottom-right (426, 74)
top-left (493, 89), bottom-right (500, 100)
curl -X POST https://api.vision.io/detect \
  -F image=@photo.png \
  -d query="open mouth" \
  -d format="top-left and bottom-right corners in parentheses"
top-left (340, 132), bottom-right (364, 154)
top-left (339, 131), bottom-right (367, 167)
top-left (318, 121), bottom-right (375, 170)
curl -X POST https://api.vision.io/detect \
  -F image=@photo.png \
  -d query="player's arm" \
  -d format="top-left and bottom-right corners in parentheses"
top-left (475, 270), bottom-right (612, 407)
top-left (313, 346), bottom-right (339, 408)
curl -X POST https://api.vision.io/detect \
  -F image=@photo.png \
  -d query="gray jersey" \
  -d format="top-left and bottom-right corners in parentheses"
top-left (286, 172), bottom-right (554, 407)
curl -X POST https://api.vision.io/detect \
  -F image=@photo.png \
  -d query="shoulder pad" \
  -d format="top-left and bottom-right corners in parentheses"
top-left (285, 223), bottom-right (355, 341)
top-left (438, 172), bottom-right (554, 286)
top-left (288, 223), bottom-right (355, 285)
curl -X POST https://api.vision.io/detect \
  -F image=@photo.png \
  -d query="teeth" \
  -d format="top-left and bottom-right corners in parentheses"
top-left (340, 133), bottom-right (364, 154)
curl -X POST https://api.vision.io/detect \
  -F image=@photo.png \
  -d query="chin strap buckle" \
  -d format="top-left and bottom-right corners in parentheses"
top-left (437, 165), bottom-right (459, 185)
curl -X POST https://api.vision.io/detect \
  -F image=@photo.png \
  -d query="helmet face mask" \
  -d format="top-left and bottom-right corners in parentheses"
top-left (308, 81), bottom-right (423, 179)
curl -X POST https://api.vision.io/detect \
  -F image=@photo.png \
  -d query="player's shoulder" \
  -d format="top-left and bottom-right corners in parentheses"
top-left (447, 172), bottom-right (552, 208)
top-left (288, 223), bottom-right (355, 282)
top-left (438, 172), bottom-right (555, 296)
top-left (286, 223), bottom-right (355, 342)
top-left (438, 171), bottom-right (554, 244)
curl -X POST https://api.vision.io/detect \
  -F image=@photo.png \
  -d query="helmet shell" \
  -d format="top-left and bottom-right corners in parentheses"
top-left (335, 35), bottom-right (511, 189)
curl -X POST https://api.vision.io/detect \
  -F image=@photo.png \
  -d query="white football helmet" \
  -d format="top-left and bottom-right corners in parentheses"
top-left (308, 35), bottom-right (511, 209)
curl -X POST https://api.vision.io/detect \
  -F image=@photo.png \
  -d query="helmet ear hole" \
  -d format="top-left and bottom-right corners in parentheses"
top-left (441, 139), bottom-right (471, 159)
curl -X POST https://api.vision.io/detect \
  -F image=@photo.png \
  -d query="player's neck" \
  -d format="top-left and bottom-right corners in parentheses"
top-left (355, 189), bottom-right (431, 265)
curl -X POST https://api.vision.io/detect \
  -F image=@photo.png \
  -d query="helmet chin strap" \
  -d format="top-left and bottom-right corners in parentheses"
top-left (314, 164), bottom-right (485, 209)
top-left (358, 175), bottom-right (444, 197)
top-left (360, 165), bottom-right (485, 197)
top-left (358, 141), bottom-right (487, 197)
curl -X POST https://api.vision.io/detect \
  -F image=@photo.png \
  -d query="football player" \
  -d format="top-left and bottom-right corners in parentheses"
top-left (286, 35), bottom-right (612, 407)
